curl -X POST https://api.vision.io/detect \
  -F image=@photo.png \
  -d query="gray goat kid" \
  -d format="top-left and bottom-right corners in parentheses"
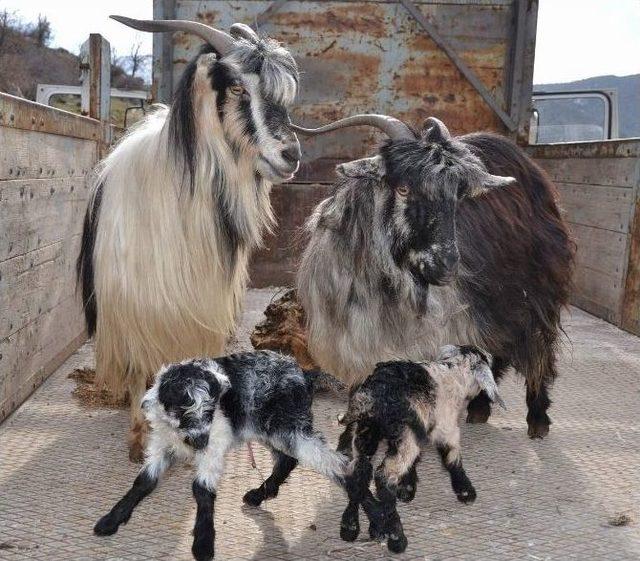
top-left (93, 351), bottom-right (382, 561)
top-left (337, 345), bottom-right (505, 553)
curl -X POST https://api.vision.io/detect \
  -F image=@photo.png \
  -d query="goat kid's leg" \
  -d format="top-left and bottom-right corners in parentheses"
top-left (191, 446), bottom-right (228, 561)
top-left (243, 450), bottom-right (298, 507)
top-left (94, 452), bottom-right (170, 536)
top-left (433, 423), bottom-right (476, 504)
top-left (374, 430), bottom-right (420, 553)
top-left (128, 373), bottom-right (149, 463)
top-left (396, 455), bottom-right (420, 503)
top-left (467, 357), bottom-right (508, 424)
top-left (526, 352), bottom-right (556, 439)
top-left (340, 423), bottom-right (384, 542)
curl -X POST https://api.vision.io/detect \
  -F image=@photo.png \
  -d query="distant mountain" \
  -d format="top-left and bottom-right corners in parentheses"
top-left (534, 74), bottom-right (640, 139)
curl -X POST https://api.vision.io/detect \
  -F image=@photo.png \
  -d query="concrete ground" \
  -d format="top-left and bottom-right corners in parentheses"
top-left (0, 289), bottom-right (638, 561)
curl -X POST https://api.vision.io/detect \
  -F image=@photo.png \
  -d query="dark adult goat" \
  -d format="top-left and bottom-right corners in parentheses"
top-left (295, 116), bottom-right (574, 438)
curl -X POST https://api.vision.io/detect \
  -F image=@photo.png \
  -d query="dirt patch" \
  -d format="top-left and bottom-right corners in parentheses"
top-left (250, 289), bottom-right (316, 370)
top-left (608, 513), bottom-right (634, 527)
top-left (68, 368), bottom-right (128, 409)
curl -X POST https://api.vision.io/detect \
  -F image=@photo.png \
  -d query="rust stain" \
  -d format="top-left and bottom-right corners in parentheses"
top-left (272, 4), bottom-right (387, 39)
top-left (195, 10), bottom-right (221, 26)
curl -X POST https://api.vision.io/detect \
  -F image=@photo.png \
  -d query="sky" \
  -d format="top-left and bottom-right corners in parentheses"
top-left (1, 0), bottom-right (639, 85)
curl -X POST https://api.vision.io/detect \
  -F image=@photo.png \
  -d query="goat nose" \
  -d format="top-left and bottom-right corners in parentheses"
top-left (438, 248), bottom-right (460, 273)
top-left (281, 142), bottom-right (301, 165)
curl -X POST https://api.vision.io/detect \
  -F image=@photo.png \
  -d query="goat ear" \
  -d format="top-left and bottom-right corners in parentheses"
top-left (204, 361), bottom-right (231, 400)
top-left (336, 155), bottom-right (385, 179)
top-left (469, 172), bottom-right (517, 197)
top-left (421, 117), bottom-right (451, 144)
top-left (472, 362), bottom-right (507, 410)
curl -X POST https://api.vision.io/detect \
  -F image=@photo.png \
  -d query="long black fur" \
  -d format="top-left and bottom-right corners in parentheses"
top-left (76, 183), bottom-right (102, 337)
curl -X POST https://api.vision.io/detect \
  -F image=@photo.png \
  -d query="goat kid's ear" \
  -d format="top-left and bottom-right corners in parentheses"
top-left (473, 363), bottom-right (507, 410)
top-left (468, 172), bottom-right (518, 198)
top-left (421, 116), bottom-right (451, 144)
top-left (336, 155), bottom-right (385, 179)
top-left (141, 385), bottom-right (159, 411)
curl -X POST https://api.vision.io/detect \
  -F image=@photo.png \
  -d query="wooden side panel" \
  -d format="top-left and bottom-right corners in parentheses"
top-left (531, 140), bottom-right (640, 328)
top-left (0, 104), bottom-right (98, 422)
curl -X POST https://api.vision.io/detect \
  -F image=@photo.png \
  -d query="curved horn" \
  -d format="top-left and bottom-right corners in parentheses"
top-left (230, 22), bottom-right (259, 43)
top-left (110, 15), bottom-right (235, 56)
top-left (292, 114), bottom-right (415, 141)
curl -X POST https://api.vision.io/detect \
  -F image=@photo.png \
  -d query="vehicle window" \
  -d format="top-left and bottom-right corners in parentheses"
top-left (531, 93), bottom-right (610, 143)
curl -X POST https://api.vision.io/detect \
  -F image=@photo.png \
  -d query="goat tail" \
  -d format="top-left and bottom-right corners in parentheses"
top-left (76, 183), bottom-right (103, 337)
top-left (294, 432), bottom-right (348, 485)
top-left (302, 368), bottom-right (347, 396)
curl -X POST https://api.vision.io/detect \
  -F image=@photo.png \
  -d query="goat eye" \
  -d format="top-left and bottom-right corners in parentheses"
top-left (230, 84), bottom-right (245, 96)
top-left (395, 185), bottom-right (410, 197)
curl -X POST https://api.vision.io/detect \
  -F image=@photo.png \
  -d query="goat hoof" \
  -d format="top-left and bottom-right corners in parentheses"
top-left (192, 533), bottom-right (215, 561)
top-left (456, 486), bottom-right (477, 504)
top-left (94, 514), bottom-right (120, 536)
top-left (340, 520), bottom-right (360, 542)
top-left (242, 488), bottom-right (265, 507)
top-left (527, 416), bottom-right (550, 439)
top-left (396, 484), bottom-right (416, 503)
top-left (368, 521), bottom-right (386, 541)
top-left (387, 533), bottom-right (408, 554)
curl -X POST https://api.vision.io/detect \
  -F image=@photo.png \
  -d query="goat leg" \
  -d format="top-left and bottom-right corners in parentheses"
top-left (94, 468), bottom-right (159, 536)
top-left (243, 450), bottom-right (298, 507)
top-left (436, 443), bottom-right (476, 503)
top-left (191, 479), bottom-right (216, 561)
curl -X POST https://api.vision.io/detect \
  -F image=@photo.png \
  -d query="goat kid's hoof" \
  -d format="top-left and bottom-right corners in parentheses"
top-left (368, 521), bottom-right (386, 541)
top-left (396, 483), bottom-right (416, 503)
top-left (456, 486), bottom-right (477, 504)
top-left (387, 533), bottom-right (408, 554)
top-left (192, 534), bottom-right (215, 561)
top-left (93, 514), bottom-right (120, 536)
top-left (340, 520), bottom-right (360, 542)
top-left (242, 488), bottom-right (265, 507)
top-left (527, 416), bottom-right (550, 439)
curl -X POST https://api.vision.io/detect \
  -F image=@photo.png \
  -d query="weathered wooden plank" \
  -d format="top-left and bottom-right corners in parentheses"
top-left (557, 183), bottom-right (634, 233)
top-left (622, 198), bottom-right (640, 336)
top-left (0, 127), bottom-right (96, 181)
top-left (572, 292), bottom-right (619, 327)
top-left (0, 92), bottom-right (102, 141)
top-left (528, 138), bottom-right (640, 160)
top-left (572, 266), bottom-right (623, 324)
top-left (0, 234), bottom-right (81, 340)
top-left (538, 158), bottom-right (639, 188)
top-left (569, 222), bottom-right (628, 279)
top-left (0, 295), bottom-right (85, 421)
top-left (0, 177), bottom-right (90, 262)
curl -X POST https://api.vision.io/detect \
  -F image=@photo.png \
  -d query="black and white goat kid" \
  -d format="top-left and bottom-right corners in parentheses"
top-left (337, 345), bottom-right (504, 553)
top-left (78, 16), bottom-right (302, 460)
top-left (94, 351), bottom-right (355, 561)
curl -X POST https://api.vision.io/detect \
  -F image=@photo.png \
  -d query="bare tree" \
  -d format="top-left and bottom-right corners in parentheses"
top-left (0, 9), bottom-right (12, 53)
top-left (128, 41), bottom-right (144, 78)
top-left (27, 14), bottom-right (52, 47)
